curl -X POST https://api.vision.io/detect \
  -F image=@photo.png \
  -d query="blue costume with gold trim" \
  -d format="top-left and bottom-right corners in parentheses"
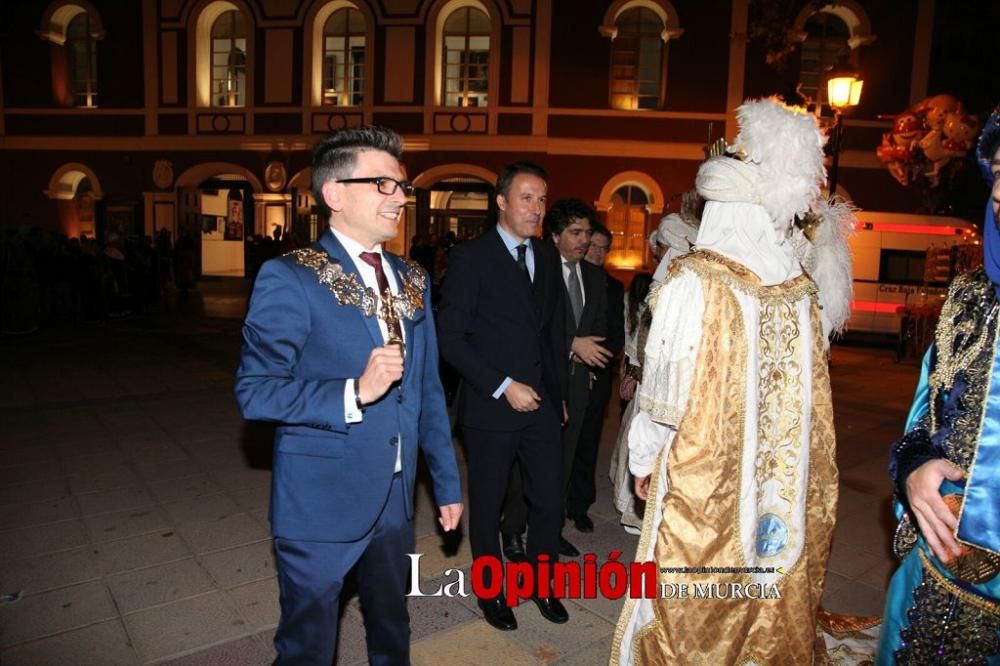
top-left (879, 109), bottom-right (1000, 664)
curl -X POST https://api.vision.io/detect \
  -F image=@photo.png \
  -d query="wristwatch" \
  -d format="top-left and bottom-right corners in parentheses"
top-left (354, 378), bottom-right (365, 411)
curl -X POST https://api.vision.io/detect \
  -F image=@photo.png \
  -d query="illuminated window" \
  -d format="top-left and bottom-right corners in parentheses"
top-left (38, 2), bottom-right (105, 108)
top-left (211, 10), bottom-right (247, 107)
top-left (442, 7), bottom-right (490, 108)
top-left (610, 7), bottom-right (664, 110)
top-left (322, 8), bottom-right (365, 106)
top-left (608, 185), bottom-right (649, 268)
top-left (66, 12), bottom-right (97, 107)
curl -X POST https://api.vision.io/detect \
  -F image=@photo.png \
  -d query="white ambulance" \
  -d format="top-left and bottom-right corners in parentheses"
top-left (848, 211), bottom-right (979, 333)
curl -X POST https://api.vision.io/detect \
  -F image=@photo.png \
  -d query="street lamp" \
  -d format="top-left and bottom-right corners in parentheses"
top-left (825, 61), bottom-right (864, 198)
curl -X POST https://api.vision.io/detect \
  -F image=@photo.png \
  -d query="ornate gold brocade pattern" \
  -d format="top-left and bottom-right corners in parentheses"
top-left (634, 274), bottom-right (750, 665)
top-left (684, 250), bottom-right (817, 302)
top-left (611, 253), bottom-right (837, 665)
top-left (816, 608), bottom-right (881, 638)
top-left (929, 270), bottom-right (998, 440)
top-left (289, 248), bottom-right (426, 322)
top-left (755, 295), bottom-right (805, 562)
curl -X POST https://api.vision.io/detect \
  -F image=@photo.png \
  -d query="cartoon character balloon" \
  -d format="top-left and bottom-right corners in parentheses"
top-left (943, 113), bottom-right (980, 157)
top-left (876, 95), bottom-right (980, 188)
top-left (876, 112), bottom-right (923, 186)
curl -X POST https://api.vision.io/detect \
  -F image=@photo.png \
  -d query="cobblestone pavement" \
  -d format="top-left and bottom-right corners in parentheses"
top-left (0, 281), bottom-right (914, 664)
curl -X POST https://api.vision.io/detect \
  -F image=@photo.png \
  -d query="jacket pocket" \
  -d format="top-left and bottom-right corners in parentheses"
top-left (276, 432), bottom-right (345, 458)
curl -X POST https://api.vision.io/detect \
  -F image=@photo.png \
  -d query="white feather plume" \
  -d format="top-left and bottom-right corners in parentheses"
top-left (804, 196), bottom-right (856, 340)
top-left (730, 98), bottom-right (827, 237)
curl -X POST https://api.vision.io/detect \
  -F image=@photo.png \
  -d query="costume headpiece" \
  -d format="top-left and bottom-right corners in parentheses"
top-left (649, 212), bottom-right (699, 254)
top-left (977, 105), bottom-right (1000, 184)
top-left (694, 98), bottom-right (827, 288)
top-left (974, 105), bottom-right (1000, 292)
top-left (698, 98), bottom-right (827, 240)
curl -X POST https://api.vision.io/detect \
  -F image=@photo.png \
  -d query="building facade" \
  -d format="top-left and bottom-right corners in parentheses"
top-left (0, 0), bottom-right (967, 279)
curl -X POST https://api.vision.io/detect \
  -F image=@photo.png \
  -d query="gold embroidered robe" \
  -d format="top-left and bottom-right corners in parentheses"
top-left (611, 251), bottom-right (838, 665)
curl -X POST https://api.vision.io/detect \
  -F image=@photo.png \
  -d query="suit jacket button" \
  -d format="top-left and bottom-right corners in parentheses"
top-left (389, 436), bottom-right (399, 446)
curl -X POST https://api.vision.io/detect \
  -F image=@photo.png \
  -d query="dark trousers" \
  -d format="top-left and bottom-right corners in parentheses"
top-left (504, 364), bottom-right (591, 534)
top-left (466, 411), bottom-right (563, 594)
top-left (272, 474), bottom-right (413, 666)
top-left (566, 368), bottom-right (614, 516)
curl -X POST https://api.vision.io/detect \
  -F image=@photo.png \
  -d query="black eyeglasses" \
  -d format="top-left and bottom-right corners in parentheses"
top-left (336, 177), bottom-right (415, 197)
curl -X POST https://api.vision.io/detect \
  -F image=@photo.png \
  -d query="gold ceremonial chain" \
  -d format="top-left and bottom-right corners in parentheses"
top-left (290, 249), bottom-right (426, 331)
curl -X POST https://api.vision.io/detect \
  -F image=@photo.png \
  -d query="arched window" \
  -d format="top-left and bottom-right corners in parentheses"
top-left (211, 10), bottom-right (247, 107)
top-left (38, 1), bottom-right (105, 108)
top-left (799, 13), bottom-right (851, 108)
top-left (441, 7), bottom-right (490, 107)
top-left (322, 7), bottom-right (365, 106)
top-left (66, 12), bottom-right (98, 107)
top-left (608, 185), bottom-right (650, 268)
top-left (789, 2), bottom-right (875, 107)
top-left (610, 7), bottom-right (664, 110)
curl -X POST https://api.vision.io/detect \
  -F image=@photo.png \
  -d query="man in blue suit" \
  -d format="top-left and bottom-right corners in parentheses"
top-left (235, 126), bottom-right (463, 665)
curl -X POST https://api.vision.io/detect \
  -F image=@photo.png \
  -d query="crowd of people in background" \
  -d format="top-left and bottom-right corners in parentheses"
top-left (0, 226), bottom-right (201, 335)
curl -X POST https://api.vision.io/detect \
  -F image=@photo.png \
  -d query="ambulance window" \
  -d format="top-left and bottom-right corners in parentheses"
top-left (879, 249), bottom-right (925, 285)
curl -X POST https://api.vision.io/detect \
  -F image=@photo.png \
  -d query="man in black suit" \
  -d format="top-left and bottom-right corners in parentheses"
top-left (547, 200), bottom-right (611, 541)
top-left (504, 200), bottom-right (612, 555)
top-left (574, 222), bottom-right (625, 529)
top-left (437, 162), bottom-right (570, 632)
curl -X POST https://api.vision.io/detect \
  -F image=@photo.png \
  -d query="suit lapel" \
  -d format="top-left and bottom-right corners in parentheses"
top-left (531, 237), bottom-right (559, 318)
top-left (318, 231), bottom-right (384, 348)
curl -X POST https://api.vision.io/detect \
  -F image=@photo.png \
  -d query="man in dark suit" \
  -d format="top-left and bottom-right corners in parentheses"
top-left (437, 162), bottom-right (570, 631)
top-left (548, 200), bottom-right (612, 542)
top-left (235, 126), bottom-right (463, 665)
top-left (501, 199), bottom-right (611, 558)
top-left (575, 222), bottom-right (625, 528)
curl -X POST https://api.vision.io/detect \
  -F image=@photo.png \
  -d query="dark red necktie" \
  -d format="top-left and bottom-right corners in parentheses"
top-left (358, 251), bottom-right (403, 343)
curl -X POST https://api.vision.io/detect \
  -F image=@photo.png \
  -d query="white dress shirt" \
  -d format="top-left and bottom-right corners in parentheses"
top-left (333, 227), bottom-right (403, 473)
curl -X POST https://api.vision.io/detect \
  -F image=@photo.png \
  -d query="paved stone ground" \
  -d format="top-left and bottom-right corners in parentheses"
top-left (0, 281), bottom-right (914, 664)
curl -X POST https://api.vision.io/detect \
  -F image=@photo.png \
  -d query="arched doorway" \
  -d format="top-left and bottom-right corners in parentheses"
top-left (45, 162), bottom-right (104, 238)
top-left (411, 164), bottom-right (497, 252)
top-left (287, 167), bottom-right (319, 244)
top-left (426, 179), bottom-right (492, 240)
top-left (175, 162), bottom-right (263, 278)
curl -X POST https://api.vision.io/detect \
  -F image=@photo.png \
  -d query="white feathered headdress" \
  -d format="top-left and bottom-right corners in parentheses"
top-left (727, 97), bottom-right (827, 237)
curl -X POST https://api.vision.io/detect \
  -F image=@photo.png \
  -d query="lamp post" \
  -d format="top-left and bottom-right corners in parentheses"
top-left (824, 61), bottom-right (864, 199)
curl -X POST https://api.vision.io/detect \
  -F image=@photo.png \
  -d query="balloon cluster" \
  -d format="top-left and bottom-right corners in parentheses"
top-left (876, 94), bottom-right (980, 188)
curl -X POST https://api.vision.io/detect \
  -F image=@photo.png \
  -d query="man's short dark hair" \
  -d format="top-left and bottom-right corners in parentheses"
top-left (591, 222), bottom-right (612, 243)
top-left (543, 198), bottom-right (598, 237)
top-left (312, 126), bottom-right (403, 218)
top-left (495, 161), bottom-right (548, 200)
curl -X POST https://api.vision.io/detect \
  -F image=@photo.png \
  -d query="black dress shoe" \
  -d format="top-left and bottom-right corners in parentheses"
top-left (530, 596), bottom-right (569, 624)
top-left (559, 535), bottom-right (580, 557)
top-left (569, 513), bottom-right (594, 533)
top-left (478, 598), bottom-right (517, 631)
top-left (502, 533), bottom-right (527, 563)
